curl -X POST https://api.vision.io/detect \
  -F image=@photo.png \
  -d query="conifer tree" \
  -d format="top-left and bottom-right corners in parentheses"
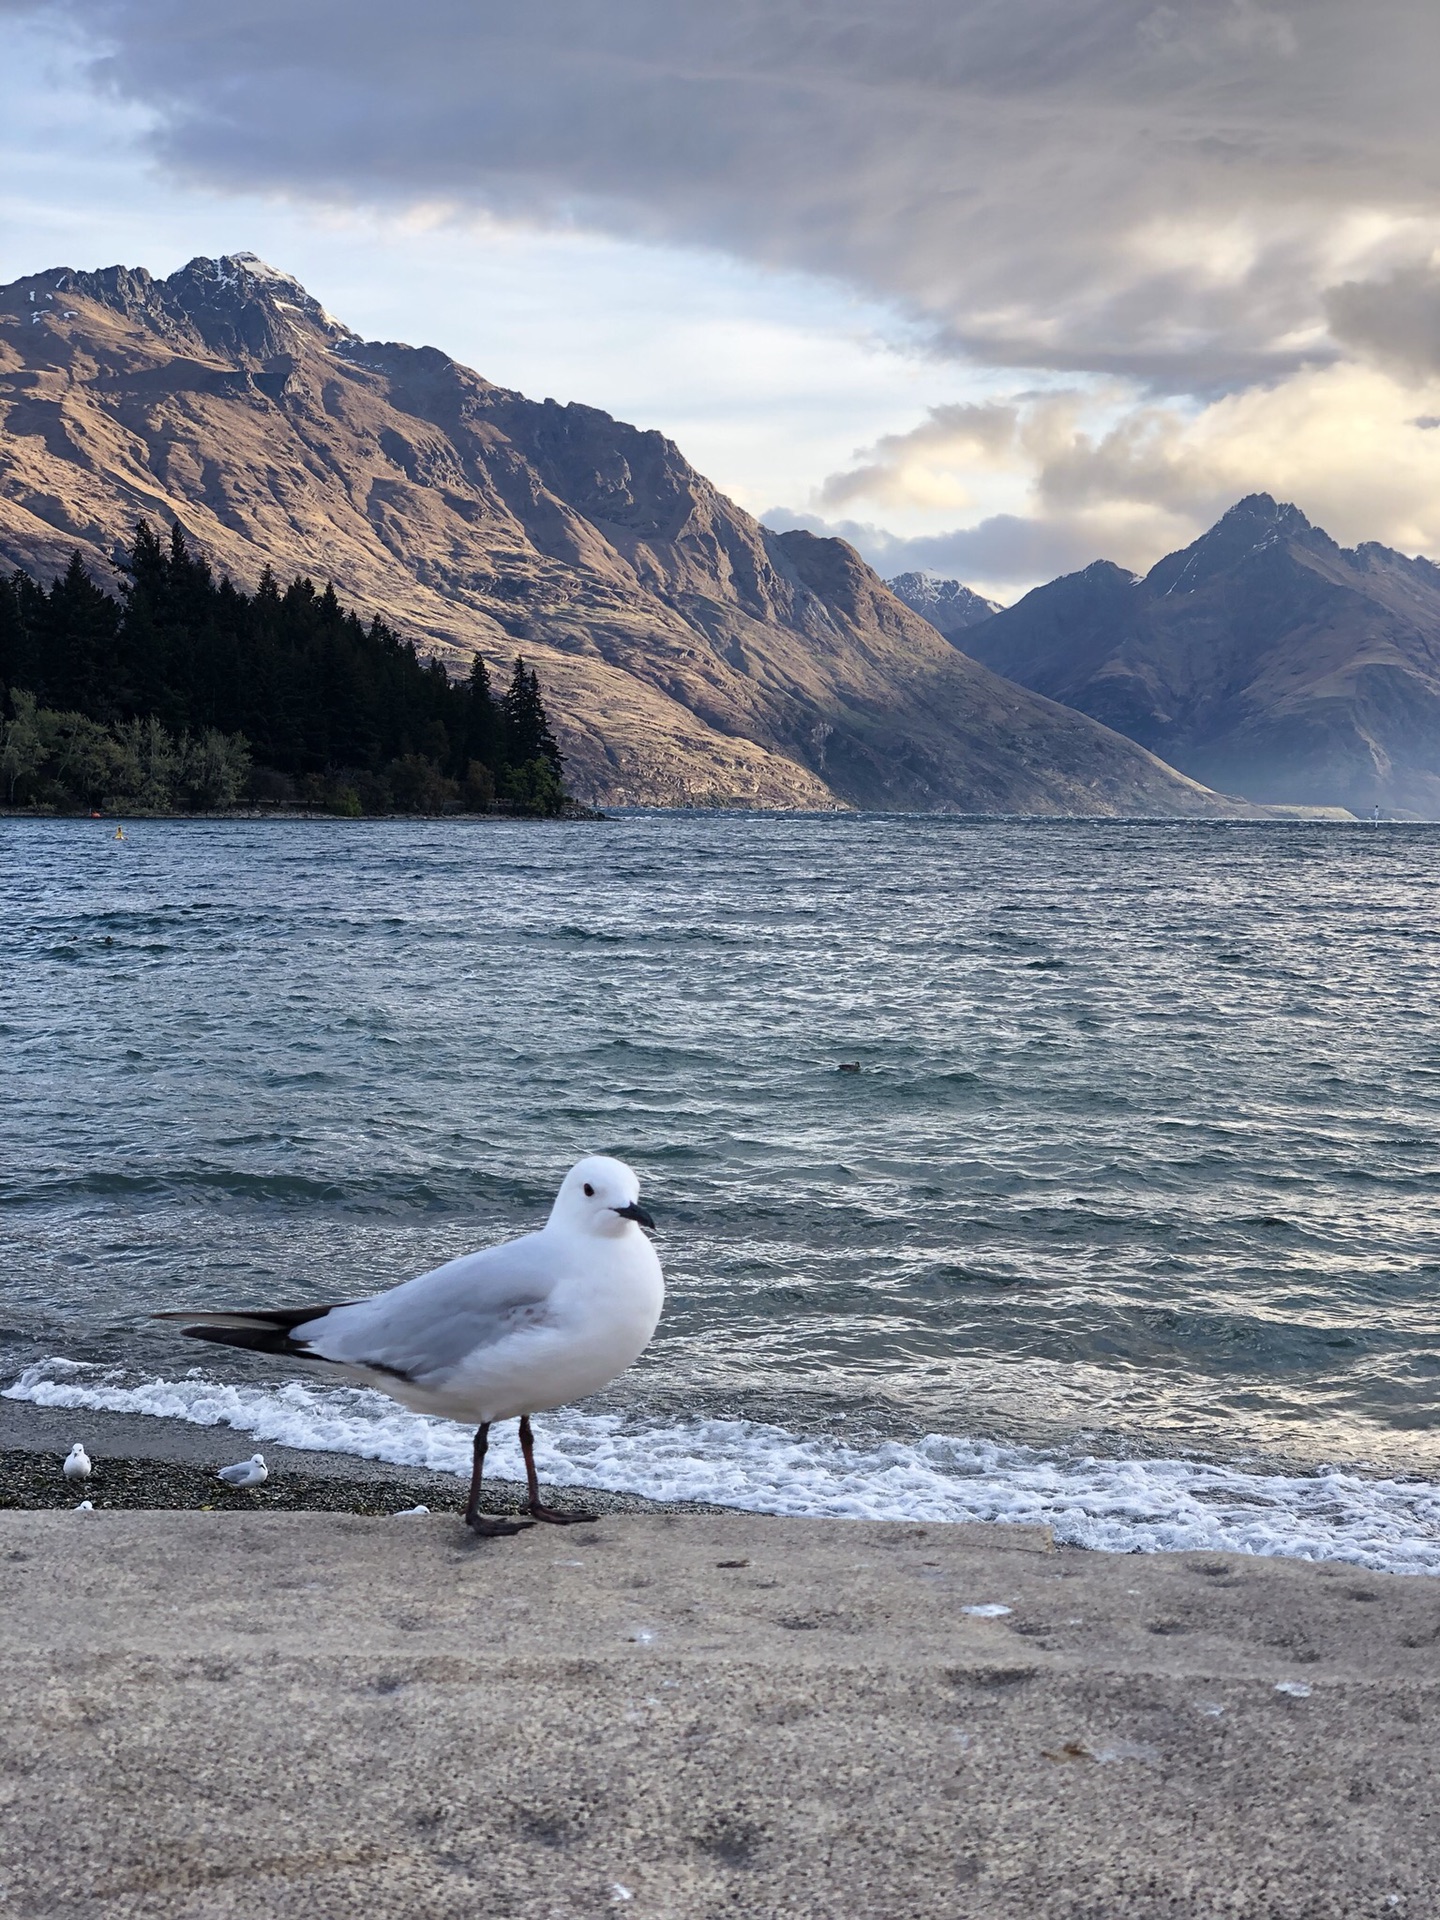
top-left (0, 573), bottom-right (24, 692)
top-left (464, 652), bottom-right (500, 772)
top-left (41, 552), bottom-right (121, 718)
top-left (118, 520), bottom-right (178, 722)
top-left (501, 656), bottom-right (562, 771)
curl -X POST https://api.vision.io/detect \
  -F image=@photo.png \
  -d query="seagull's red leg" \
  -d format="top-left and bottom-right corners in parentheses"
top-left (465, 1421), bottom-right (531, 1537)
top-left (519, 1415), bottom-right (597, 1524)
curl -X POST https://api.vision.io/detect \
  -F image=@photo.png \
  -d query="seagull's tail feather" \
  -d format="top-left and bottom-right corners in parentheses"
top-left (152, 1305), bottom-right (355, 1359)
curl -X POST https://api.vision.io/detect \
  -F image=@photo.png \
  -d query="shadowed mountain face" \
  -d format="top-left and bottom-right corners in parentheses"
top-left (0, 254), bottom-right (1246, 813)
top-left (961, 495), bottom-right (1440, 816)
top-left (885, 572), bottom-right (1001, 642)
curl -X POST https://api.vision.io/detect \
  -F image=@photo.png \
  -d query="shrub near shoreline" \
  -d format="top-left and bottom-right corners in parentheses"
top-left (0, 521), bottom-right (569, 816)
top-left (0, 691), bottom-right (251, 813)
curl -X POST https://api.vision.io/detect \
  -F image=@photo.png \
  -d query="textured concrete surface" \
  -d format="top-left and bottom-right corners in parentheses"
top-left (0, 1511), bottom-right (1436, 1919)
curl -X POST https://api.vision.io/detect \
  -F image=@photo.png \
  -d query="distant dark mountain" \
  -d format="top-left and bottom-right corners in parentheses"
top-left (960, 495), bottom-right (1440, 815)
top-left (885, 571), bottom-right (1001, 642)
top-left (0, 253), bottom-right (1259, 816)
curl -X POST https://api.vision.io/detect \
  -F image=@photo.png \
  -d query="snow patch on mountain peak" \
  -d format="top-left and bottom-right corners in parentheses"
top-left (886, 570), bottom-right (1002, 638)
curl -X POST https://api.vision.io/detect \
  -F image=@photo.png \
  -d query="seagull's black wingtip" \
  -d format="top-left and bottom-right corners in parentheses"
top-left (151, 1304), bottom-right (356, 1358)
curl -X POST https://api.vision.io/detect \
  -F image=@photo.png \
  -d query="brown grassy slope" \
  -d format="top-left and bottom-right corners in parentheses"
top-left (0, 255), bottom-right (1247, 813)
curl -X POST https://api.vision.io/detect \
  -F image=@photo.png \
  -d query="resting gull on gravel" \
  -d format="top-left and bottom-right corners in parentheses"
top-left (63, 1444), bottom-right (91, 1482)
top-left (156, 1156), bottom-right (663, 1537)
top-left (217, 1453), bottom-right (269, 1488)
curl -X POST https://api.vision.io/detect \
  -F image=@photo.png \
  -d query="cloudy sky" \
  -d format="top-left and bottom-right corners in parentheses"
top-left (3, 0), bottom-right (1439, 600)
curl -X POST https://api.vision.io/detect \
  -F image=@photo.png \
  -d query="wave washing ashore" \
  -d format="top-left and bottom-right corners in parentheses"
top-left (7, 1363), bottom-right (1440, 1573)
top-left (3, 815), bottom-right (1439, 1574)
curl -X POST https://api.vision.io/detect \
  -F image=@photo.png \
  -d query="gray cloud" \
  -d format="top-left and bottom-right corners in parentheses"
top-left (1327, 264), bottom-right (1440, 380)
top-left (9, 0), bottom-right (1440, 393)
top-left (760, 507), bottom-right (1117, 594)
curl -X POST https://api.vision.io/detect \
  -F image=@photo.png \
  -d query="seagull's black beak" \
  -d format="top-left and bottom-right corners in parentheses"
top-left (613, 1201), bottom-right (656, 1230)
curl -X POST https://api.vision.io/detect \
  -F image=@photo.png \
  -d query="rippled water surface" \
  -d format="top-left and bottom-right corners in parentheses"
top-left (3, 815), bottom-right (1438, 1567)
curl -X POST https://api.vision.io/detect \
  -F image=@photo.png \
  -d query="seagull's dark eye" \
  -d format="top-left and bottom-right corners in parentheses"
top-left (583, 1182), bottom-right (594, 1197)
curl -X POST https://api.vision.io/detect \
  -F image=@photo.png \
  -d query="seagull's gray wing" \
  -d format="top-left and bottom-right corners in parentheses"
top-left (295, 1230), bottom-right (560, 1386)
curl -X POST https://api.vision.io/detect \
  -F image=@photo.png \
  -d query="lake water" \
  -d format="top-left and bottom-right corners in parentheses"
top-left (3, 814), bottom-right (1438, 1571)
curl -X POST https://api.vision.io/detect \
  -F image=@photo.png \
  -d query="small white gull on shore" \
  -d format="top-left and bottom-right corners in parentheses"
top-left (63, 1444), bottom-right (91, 1482)
top-left (217, 1453), bottom-right (268, 1488)
top-left (157, 1155), bottom-right (663, 1538)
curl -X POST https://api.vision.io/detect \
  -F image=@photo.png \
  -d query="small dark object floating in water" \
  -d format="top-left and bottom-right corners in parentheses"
top-left (837, 1062), bottom-right (861, 1074)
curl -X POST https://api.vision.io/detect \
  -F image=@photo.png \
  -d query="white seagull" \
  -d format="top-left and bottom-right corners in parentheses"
top-left (218, 1453), bottom-right (269, 1488)
top-left (156, 1155), bottom-right (662, 1538)
top-left (63, 1444), bottom-right (92, 1482)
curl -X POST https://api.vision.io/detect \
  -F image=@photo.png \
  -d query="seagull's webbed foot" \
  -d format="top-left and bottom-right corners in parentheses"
top-left (528, 1502), bottom-right (599, 1526)
top-left (517, 1416), bottom-right (597, 1527)
top-left (465, 1512), bottom-right (533, 1538)
top-left (462, 1423), bottom-right (531, 1537)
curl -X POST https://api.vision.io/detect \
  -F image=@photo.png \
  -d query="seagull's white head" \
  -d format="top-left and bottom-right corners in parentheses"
top-left (250, 1454), bottom-right (265, 1467)
top-left (549, 1155), bottom-right (655, 1240)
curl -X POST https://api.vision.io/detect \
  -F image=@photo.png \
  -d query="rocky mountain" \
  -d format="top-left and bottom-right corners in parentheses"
top-left (0, 254), bottom-right (1252, 814)
top-left (885, 571), bottom-right (1001, 642)
top-left (961, 495), bottom-right (1440, 815)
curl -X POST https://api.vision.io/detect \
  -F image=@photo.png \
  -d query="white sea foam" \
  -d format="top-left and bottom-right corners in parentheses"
top-left (6, 1359), bottom-right (1439, 1575)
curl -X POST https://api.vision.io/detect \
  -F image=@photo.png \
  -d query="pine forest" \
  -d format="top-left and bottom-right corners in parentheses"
top-left (0, 523), bottom-right (570, 816)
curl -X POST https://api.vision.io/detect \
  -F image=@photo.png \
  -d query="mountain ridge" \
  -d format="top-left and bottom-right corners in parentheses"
top-left (885, 571), bottom-right (1001, 642)
top-left (960, 493), bottom-right (1440, 815)
top-left (0, 253), bottom-right (1256, 815)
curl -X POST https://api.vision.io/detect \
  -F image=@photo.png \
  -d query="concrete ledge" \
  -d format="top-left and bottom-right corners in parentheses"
top-left (1, 1511), bottom-right (1435, 1917)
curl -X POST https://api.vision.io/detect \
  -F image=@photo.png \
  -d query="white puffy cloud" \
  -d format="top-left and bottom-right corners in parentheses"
top-left (818, 403), bottom-right (1020, 511)
top-left (788, 358), bottom-right (1440, 591)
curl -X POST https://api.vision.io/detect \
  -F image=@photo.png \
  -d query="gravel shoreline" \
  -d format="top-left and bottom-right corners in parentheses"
top-left (0, 1447), bottom-right (725, 1518)
top-left (0, 1448), bottom-right (721, 1518)
top-left (0, 1401), bottom-right (731, 1519)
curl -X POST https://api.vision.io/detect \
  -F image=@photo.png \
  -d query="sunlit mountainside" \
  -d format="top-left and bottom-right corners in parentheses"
top-left (0, 254), bottom-right (1261, 816)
